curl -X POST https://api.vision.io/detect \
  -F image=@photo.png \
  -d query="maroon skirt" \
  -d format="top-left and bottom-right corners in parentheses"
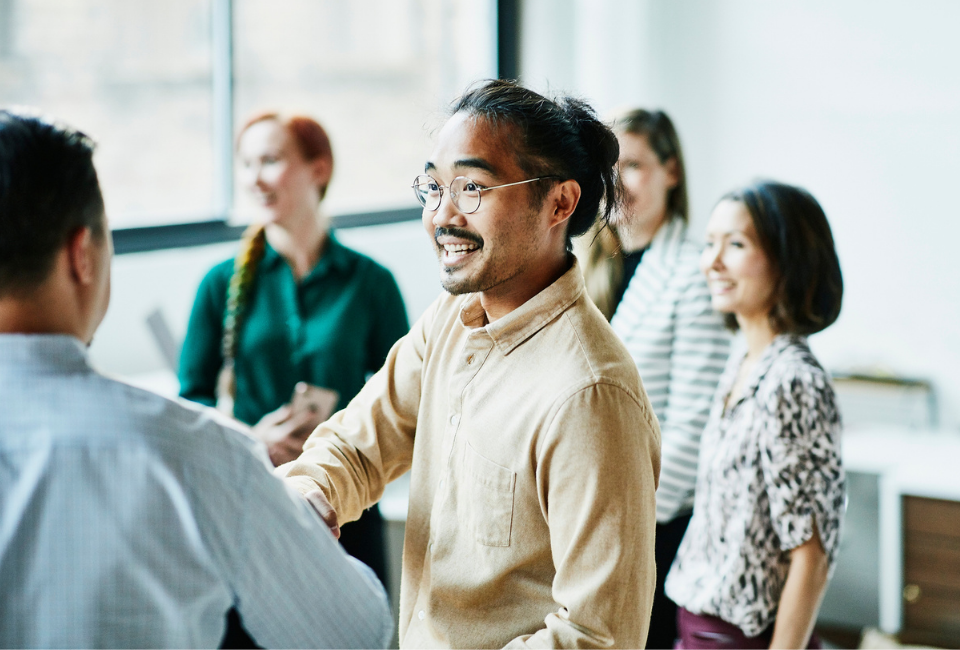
top-left (675, 607), bottom-right (821, 649)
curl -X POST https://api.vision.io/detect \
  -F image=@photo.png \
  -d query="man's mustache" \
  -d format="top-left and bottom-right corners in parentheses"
top-left (434, 227), bottom-right (483, 248)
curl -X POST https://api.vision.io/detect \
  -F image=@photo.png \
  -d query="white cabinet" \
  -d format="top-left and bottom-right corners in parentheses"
top-left (835, 427), bottom-right (960, 639)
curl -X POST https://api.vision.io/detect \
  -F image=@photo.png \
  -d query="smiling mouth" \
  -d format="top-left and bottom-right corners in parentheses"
top-left (709, 280), bottom-right (735, 294)
top-left (435, 227), bottom-right (482, 266)
top-left (440, 242), bottom-right (480, 265)
top-left (252, 191), bottom-right (277, 206)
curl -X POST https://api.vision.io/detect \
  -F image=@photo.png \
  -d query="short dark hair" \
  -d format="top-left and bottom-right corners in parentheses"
top-left (450, 80), bottom-right (620, 247)
top-left (610, 108), bottom-right (689, 222)
top-left (720, 180), bottom-right (843, 335)
top-left (0, 109), bottom-right (104, 297)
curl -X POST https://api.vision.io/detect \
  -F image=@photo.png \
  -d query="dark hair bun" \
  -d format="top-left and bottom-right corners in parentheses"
top-left (451, 79), bottom-right (621, 246)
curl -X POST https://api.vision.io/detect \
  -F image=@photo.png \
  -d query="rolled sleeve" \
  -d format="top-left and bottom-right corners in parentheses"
top-left (759, 370), bottom-right (845, 563)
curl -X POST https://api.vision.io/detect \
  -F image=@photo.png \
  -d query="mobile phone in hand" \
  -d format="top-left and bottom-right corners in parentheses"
top-left (290, 382), bottom-right (339, 422)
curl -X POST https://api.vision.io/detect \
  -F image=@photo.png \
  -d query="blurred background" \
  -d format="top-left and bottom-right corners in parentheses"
top-left (2, 0), bottom-right (959, 647)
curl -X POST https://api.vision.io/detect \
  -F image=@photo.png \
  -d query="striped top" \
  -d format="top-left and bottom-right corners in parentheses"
top-left (611, 218), bottom-right (731, 522)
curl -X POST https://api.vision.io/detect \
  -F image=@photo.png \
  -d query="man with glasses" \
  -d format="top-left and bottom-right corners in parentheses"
top-left (281, 80), bottom-right (661, 648)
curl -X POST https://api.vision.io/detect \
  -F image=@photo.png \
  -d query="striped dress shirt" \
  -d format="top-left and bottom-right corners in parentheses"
top-left (0, 334), bottom-right (392, 649)
top-left (611, 218), bottom-right (731, 523)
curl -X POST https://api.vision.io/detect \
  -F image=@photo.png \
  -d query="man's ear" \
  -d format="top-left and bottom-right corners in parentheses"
top-left (548, 179), bottom-right (582, 228)
top-left (67, 227), bottom-right (96, 285)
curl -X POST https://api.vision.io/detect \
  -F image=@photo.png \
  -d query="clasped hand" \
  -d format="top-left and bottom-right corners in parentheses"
top-left (304, 489), bottom-right (340, 539)
top-left (251, 404), bottom-right (323, 467)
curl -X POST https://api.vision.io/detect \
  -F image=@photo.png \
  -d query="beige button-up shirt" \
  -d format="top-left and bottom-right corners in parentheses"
top-left (282, 261), bottom-right (661, 648)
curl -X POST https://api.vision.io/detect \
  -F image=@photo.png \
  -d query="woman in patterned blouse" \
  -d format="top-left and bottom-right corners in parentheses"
top-left (664, 180), bottom-right (845, 649)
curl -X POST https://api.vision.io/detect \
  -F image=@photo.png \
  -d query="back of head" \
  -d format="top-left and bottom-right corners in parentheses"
top-left (0, 109), bottom-right (104, 298)
top-left (723, 180), bottom-right (843, 335)
top-left (610, 108), bottom-right (689, 222)
top-left (450, 80), bottom-right (621, 247)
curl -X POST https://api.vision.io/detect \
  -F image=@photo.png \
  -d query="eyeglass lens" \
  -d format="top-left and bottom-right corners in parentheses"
top-left (412, 175), bottom-right (482, 214)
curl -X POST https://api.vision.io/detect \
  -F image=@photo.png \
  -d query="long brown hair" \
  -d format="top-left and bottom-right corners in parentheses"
top-left (576, 108), bottom-right (689, 319)
top-left (610, 108), bottom-right (689, 222)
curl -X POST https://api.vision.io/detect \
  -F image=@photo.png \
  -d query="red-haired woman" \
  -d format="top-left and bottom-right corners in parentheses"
top-left (179, 112), bottom-right (408, 594)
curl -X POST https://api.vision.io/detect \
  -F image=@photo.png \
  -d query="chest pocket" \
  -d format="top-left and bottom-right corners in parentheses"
top-left (462, 443), bottom-right (516, 547)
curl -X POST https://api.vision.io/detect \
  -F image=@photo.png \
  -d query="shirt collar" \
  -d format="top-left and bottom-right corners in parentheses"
top-left (261, 231), bottom-right (354, 279)
top-left (0, 334), bottom-right (91, 374)
top-left (736, 333), bottom-right (807, 398)
top-left (458, 257), bottom-right (586, 356)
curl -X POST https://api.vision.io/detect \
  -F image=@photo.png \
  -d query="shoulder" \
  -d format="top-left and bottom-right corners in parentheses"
top-left (768, 338), bottom-right (832, 388)
top-left (675, 240), bottom-right (706, 277)
top-left (94, 374), bottom-right (263, 464)
top-left (673, 231), bottom-right (710, 289)
top-left (422, 291), bottom-right (469, 335)
top-left (330, 236), bottom-right (398, 282)
top-left (644, 221), bottom-right (709, 291)
top-left (556, 296), bottom-right (647, 403)
top-left (397, 290), bottom-right (463, 352)
top-left (206, 256), bottom-right (237, 282)
top-left (195, 256), bottom-right (236, 298)
top-left (760, 338), bottom-right (839, 423)
top-left (537, 300), bottom-right (653, 421)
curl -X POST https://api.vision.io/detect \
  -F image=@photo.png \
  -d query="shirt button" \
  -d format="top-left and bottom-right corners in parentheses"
top-left (429, 542), bottom-right (435, 552)
top-left (418, 609), bottom-right (425, 621)
top-left (438, 479), bottom-right (444, 490)
top-left (450, 414), bottom-right (459, 426)
top-left (467, 354), bottom-right (474, 364)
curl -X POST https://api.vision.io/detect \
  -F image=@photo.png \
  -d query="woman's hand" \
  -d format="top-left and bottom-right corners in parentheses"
top-left (251, 404), bottom-right (324, 467)
top-left (769, 525), bottom-right (830, 649)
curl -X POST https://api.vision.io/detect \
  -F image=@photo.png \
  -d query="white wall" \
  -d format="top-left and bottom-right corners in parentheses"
top-left (521, 0), bottom-right (960, 429)
top-left (89, 220), bottom-right (441, 381)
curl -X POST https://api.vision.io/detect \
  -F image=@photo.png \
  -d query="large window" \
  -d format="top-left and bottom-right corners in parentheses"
top-left (0, 0), bottom-right (216, 227)
top-left (0, 0), bottom-right (497, 231)
top-left (234, 0), bottom-right (497, 221)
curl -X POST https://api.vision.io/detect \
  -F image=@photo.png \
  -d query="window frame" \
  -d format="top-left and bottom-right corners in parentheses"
top-left (113, 0), bottom-right (518, 255)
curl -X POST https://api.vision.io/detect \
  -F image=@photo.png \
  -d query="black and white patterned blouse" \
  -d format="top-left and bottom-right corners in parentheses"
top-left (664, 334), bottom-right (845, 637)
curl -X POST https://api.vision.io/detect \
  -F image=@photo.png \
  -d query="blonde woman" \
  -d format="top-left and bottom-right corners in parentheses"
top-left (578, 109), bottom-right (730, 648)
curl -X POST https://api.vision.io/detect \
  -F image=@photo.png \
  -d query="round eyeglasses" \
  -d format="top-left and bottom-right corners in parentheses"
top-left (411, 174), bottom-right (559, 214)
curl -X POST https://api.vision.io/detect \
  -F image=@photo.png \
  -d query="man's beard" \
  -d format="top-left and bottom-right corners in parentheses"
top-left (435, 226), bottom-right (485, 295)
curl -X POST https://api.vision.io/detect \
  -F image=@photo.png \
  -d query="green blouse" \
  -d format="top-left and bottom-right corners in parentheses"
top-left (178, 233), bottom-right (410, 426)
